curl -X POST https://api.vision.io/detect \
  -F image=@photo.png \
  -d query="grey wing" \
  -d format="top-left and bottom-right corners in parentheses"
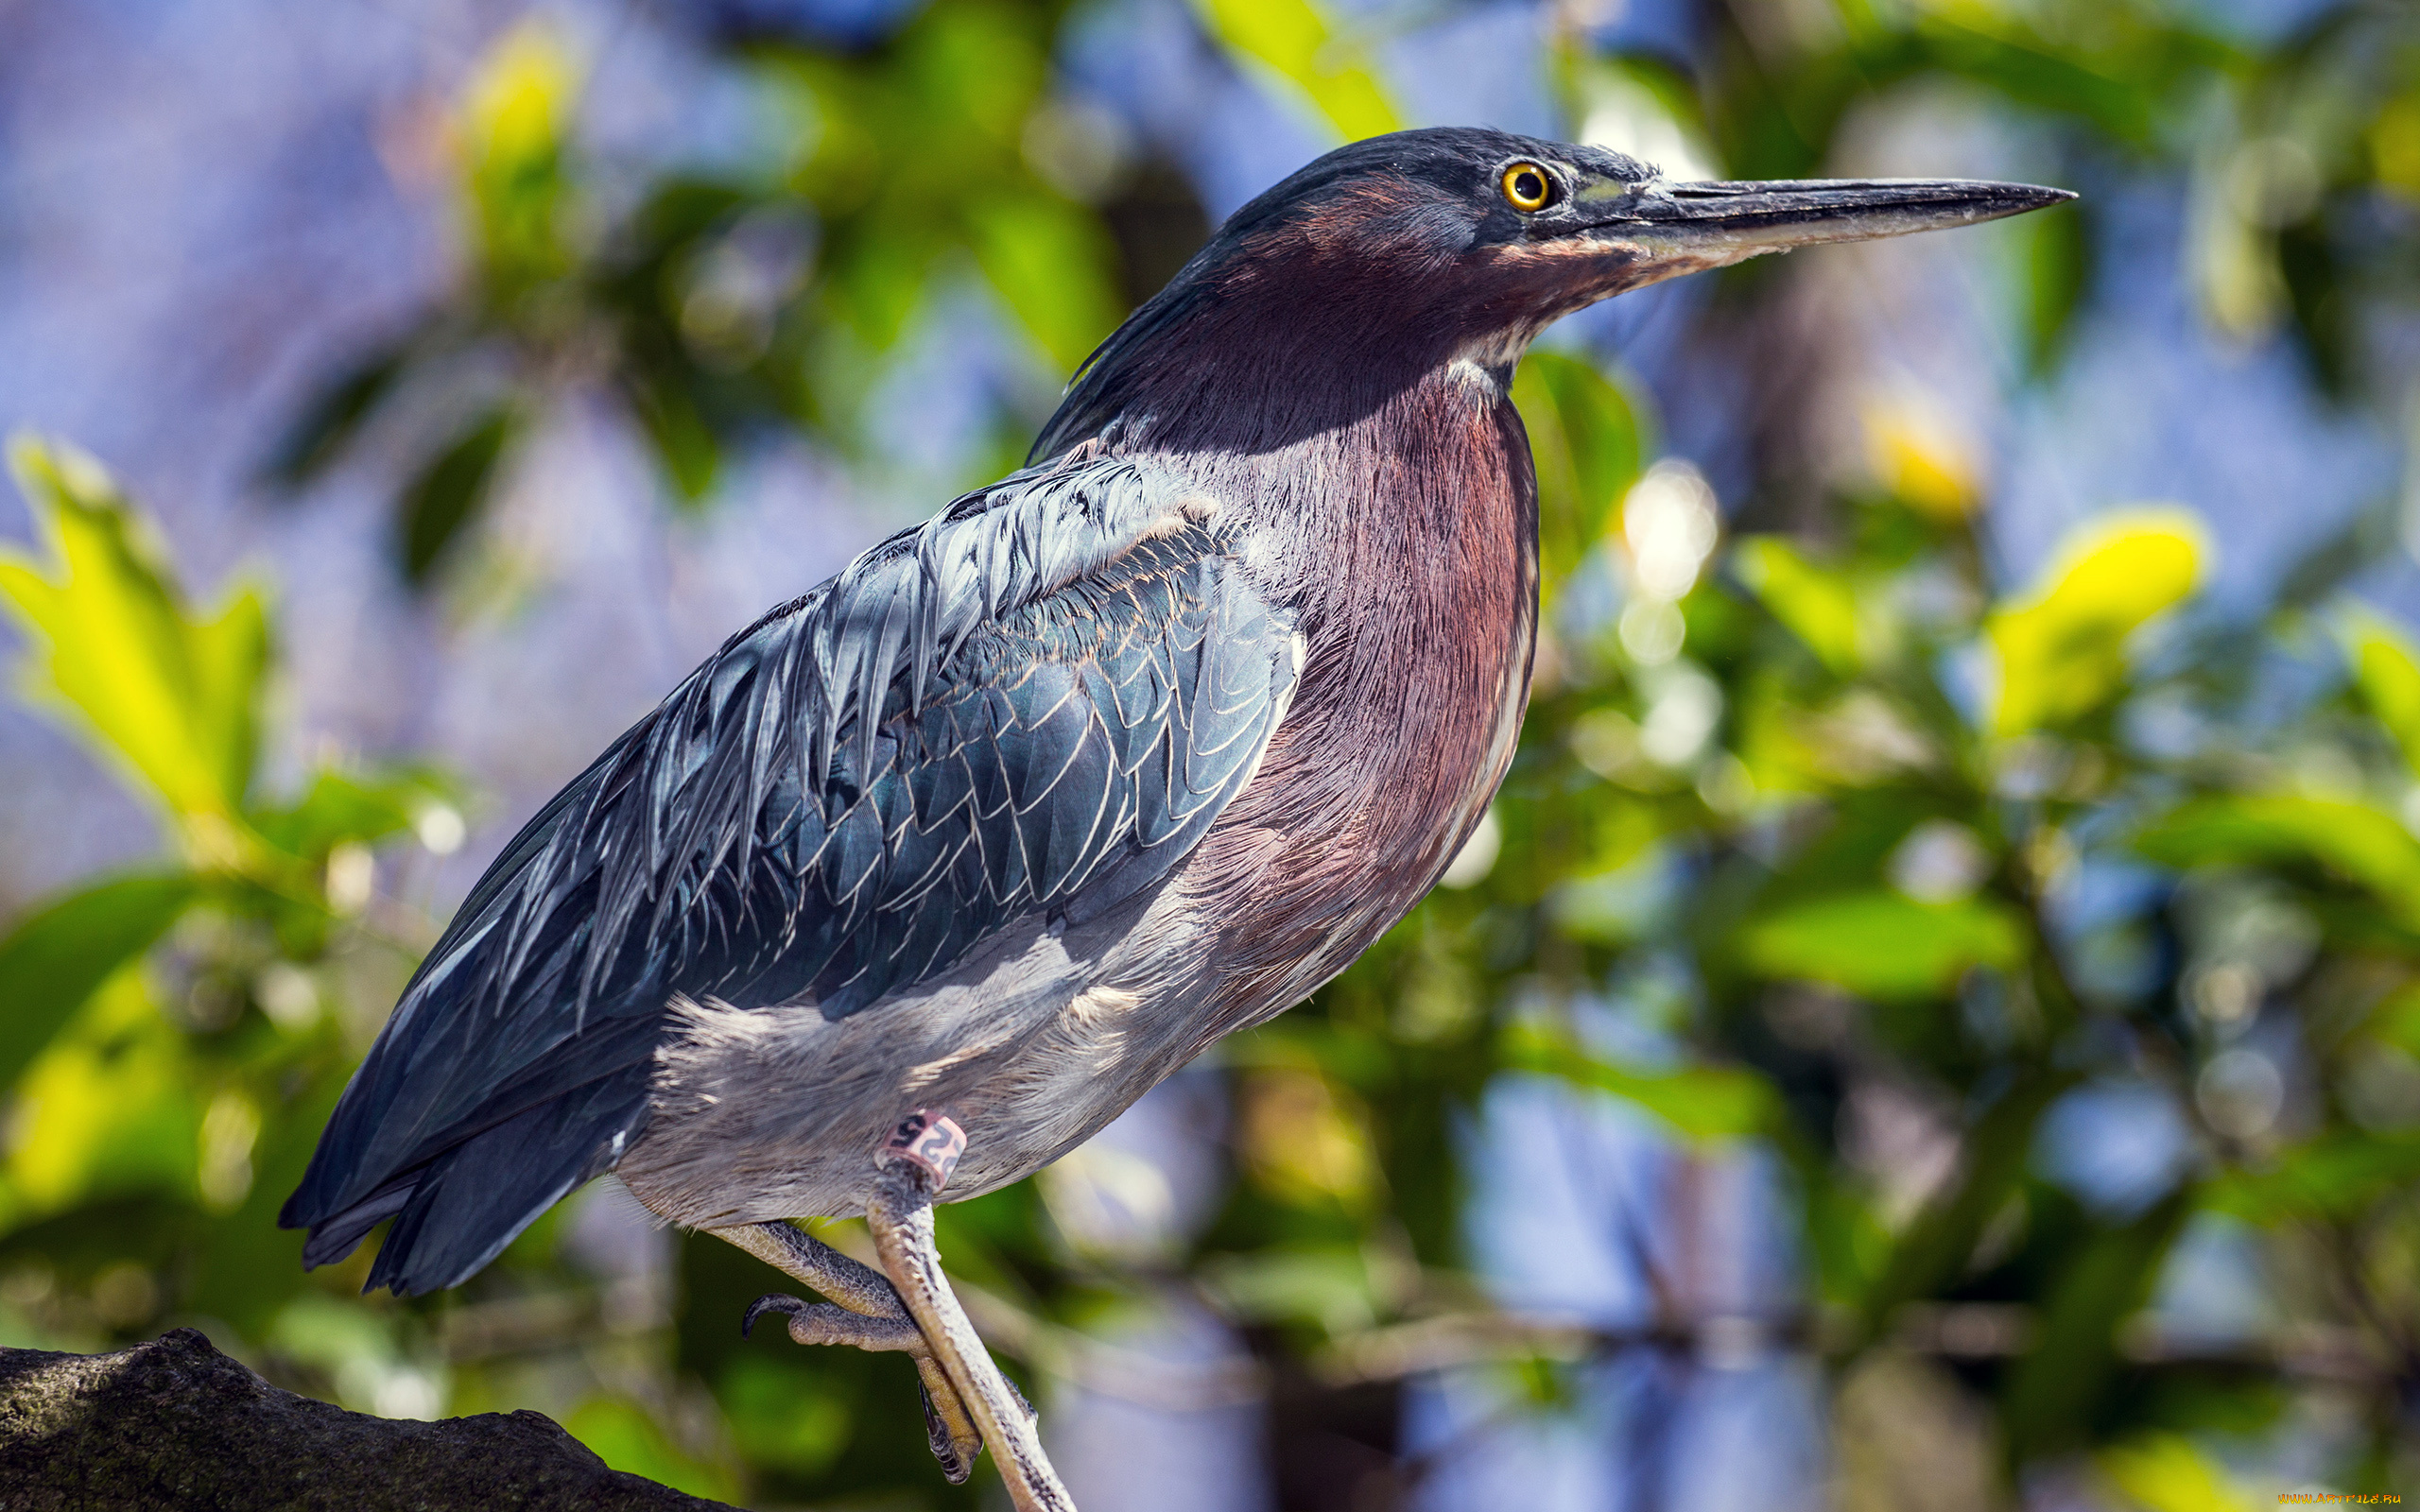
top-left (281, 457), bottom-right (1298, 1293)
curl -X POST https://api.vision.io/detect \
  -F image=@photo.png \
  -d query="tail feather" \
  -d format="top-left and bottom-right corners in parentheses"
top-left (297, 1178), bottom-right (415, 1270)
top-left (284, 939), bottom-right (647, 1232)
top-left (294, 1067), bottom-right (652, 1296)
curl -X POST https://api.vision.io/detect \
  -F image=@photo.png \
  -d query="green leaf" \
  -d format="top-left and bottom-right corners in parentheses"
top-left (2369, 985), bottom-right (2420, 1058)
top-left (186, 1074), bottom-right (350, 1334)
top-left (563, 1396), bottom-right (740, 1503)
top-left (1199, 1242), bottom-right (1384, 1334)
top-left (1190, 0), bottom-right (1399, 142)
top-left (0, 435), bottom-right (268, 826)
top-left (459, 20), bottom-right (579, 295)
top-left (1500, 1022), bottom-right (1778, 1139)
top-left (1910, 16), bottom-right (2168, 148)
top-left (1512, 350), bottom-right (1644, 600)
top-left (626, 376), bottom-right (720, 505)
top-left (2015, 193), bottom-right (2090, 378)
top-left (259, 336), bottom-right (417, 489)
top-left (1734, 537), bottom-right (1863, 675)
top-left (1986, 507), bottom-right (2205, 735)
top-left (1739, 890), bottom-right (2026, 1002)
top-left (397, 406), bottom-right (519, 584)
top-left (2098, 1433), bottom-right (2261, 1512)
top-left (2202, 1130), bottom-right (2420, 1224)
top-left (2000, 1187), bottom-right (2192, 1458)
top-left (0, 871), bottom-right (199, 1092)
top-left (2336, 602), bottom-right (2420, 777)
top-left (1856, 1068), bottom-right (2078, 1344)
top-left (248, 765), bottom-right (460, 861)
top-left (717, 1356), bottom-right (854, 1479)
top-left (2134, 795), bottom-right (2420, 927)
top-left (821, 231), bottom-right (942, 359)
top-left (965, 193), bottom-right (1124, 376)
top-left (1, 967), bottom-right (202, 1228)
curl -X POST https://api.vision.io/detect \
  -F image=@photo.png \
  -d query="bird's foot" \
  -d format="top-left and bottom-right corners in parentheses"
top-left (741, 1292), bottom-right (925, 1351)
top-left (869, 1109), bottom-right (1073, 1511)
top-left (712, 1217), bottom-right (984, 1480)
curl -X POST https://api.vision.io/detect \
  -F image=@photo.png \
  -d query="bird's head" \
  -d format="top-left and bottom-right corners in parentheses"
top-left (1036, 127), bottom-right (2071, 457)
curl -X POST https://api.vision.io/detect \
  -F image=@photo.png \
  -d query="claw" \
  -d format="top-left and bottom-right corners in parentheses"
top-left (742, 1292), bottom-right (809, 1340)
top-left (921, 1374), bottom-right (977, 1484)
top-left (1004, 1371), bottom-right (1039, 1426)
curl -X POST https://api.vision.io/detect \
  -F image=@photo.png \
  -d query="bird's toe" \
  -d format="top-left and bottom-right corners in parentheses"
top-left (745, 1292), bottom-right (927, 1352)
top-left (919, 1374), bottom-right (979, 1484)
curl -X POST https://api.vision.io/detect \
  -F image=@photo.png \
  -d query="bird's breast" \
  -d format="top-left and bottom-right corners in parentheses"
top-left (1172, 372), bottom-right (1540, 1038)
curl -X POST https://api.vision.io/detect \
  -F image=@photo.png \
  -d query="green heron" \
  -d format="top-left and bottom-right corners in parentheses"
top-left (284, 128), bottom-right (2068, 1507)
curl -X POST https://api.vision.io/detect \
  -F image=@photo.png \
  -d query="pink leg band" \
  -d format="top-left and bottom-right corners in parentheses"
top-left (880, 1108), bottom-right (967, 1192)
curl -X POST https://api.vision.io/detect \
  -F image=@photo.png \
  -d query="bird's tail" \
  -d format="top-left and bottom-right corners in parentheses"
top-left (283, 1066), bottom-right (652, 1296)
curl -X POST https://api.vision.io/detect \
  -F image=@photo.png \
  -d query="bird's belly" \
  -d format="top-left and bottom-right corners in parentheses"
top-left (617, 880), bottom-right (1217, 1228)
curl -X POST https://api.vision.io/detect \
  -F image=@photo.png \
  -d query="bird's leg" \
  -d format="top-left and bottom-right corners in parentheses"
top-left (710, 1218), bottom-right (983, 1480)
top-left (867, 1110), bottom-right (1073, 1512)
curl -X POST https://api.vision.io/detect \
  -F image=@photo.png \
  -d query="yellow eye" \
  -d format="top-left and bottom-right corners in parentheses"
top-left (1500, 161), bottom-right (1553, 212)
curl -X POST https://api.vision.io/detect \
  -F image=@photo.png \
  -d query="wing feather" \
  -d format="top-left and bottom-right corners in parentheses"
top-left (285, 455), bottom-right (1298, 1292)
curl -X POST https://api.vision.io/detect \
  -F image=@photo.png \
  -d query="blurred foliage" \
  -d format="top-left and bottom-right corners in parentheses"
top-left (263, 3), bottom-right (1135, 578)
top-left (0, 434), bottom-right (460, 1404)
top-left (9, 0), bottom-right (2420, 1508)
top-left (1190, 0), bottom-right (1399, 143)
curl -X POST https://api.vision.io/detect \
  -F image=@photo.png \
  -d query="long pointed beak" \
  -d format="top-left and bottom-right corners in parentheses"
top-left (1563, 177), bottom-right (2075, 286)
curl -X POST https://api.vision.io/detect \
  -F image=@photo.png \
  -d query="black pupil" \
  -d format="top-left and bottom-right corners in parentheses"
top-left (1512, 170), bottom-right (1544, 204)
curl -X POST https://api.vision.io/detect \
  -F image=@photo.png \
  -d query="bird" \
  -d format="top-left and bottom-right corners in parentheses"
top-left (283, 127), bottom-right (2070, 1508)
